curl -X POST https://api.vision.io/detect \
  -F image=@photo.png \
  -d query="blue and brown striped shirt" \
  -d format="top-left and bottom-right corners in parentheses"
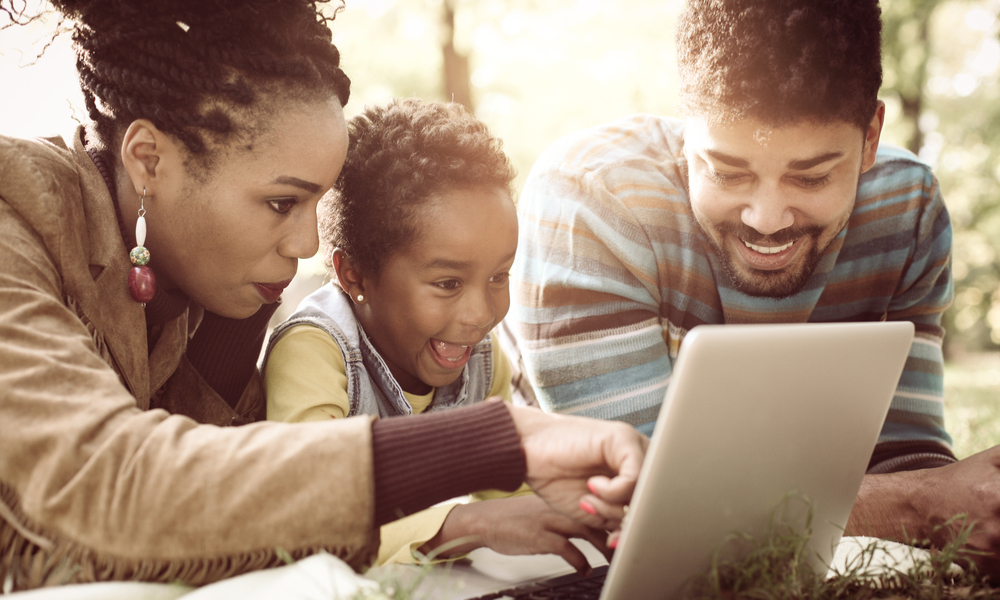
top-left (507, 114), bottom-right (955, 472)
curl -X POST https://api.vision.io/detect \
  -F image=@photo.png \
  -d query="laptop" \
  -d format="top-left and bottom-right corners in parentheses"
top-left (418, 321), bottom-right (914, 600)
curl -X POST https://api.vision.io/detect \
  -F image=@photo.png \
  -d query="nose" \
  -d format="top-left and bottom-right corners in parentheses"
top-left (461, 288), bottom-right (496, 331)
top-left (278, 205), bottom-right (320, 259)
top-left (740, 185), bottom-right (794, 236)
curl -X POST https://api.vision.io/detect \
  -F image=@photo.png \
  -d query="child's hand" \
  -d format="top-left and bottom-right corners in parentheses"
top-left (506, 405), bottom-right (648, 534)
top-left (421, 495), bottom-right (608, 574)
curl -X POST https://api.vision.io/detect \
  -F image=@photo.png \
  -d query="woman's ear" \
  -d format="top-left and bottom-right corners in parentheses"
top-left (332, 248), bottom-right (368, 305)
top-left (119, 119), bottom-right (178, 197)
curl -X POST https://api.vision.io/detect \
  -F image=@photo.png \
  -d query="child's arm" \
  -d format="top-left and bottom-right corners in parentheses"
top-left (264, 324), bottom-right (351, 421)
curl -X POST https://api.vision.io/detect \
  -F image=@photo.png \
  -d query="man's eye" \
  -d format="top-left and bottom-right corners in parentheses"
top-left (795, 174), bottom-right (832, 189)
top-left (707, 169), bottom-right (745, 185)
top-left (268, 198), bottom-right (297, 214)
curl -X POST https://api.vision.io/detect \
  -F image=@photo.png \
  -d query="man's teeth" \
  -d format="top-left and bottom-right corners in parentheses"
top-left (743, 240), bottom-right (794, 254)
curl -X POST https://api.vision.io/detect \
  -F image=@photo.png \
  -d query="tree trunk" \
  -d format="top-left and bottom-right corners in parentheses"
top-left (442, 0), bottom-right (474, 110)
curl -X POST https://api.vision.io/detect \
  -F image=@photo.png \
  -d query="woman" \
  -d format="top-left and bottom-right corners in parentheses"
top-left (0, 0), bottom-right (645, 590)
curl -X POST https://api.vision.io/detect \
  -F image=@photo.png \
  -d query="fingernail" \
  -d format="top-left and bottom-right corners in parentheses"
top-left (609, 538), bottom-right (618, 549)
top-left (579, 500), bottom-right (597, 515)
top-left (587, 481), bottom-right (597, 494)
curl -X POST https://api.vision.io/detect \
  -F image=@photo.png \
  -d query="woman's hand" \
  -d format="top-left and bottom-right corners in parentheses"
top-left (420, 495), bottom-right (610, 574)
top-left (506, 404), bottom-right (648, 535)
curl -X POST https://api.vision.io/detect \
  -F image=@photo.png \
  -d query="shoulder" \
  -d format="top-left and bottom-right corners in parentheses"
top-left (527, 114), bottom-right (687, 191)
top-left (859, 144), bottom-right (938, 202)
top-left (0, 133), bottom-right (78, 199)
top-left (522, 115), bottom-right (690, 222)
top-left (0, 132), bottom-right (86, 232)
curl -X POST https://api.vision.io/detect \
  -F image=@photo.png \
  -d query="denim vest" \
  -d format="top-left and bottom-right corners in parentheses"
top-left (264, 284), bottom-right (494, 418)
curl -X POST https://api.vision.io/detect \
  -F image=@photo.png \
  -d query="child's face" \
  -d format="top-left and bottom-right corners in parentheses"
top-left (357, 185), bottom-right (518, 395)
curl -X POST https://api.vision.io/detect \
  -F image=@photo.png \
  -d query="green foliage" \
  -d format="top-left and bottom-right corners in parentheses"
top-left (683, 507), bottom-right (995, 600)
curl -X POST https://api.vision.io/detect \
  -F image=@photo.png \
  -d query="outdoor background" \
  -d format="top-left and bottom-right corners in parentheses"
top-left (2, 0), bottom-right (998, 457)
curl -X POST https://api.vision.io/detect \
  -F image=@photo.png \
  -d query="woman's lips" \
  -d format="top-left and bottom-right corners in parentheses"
top-left (253, 279), bottom-right (293, 303)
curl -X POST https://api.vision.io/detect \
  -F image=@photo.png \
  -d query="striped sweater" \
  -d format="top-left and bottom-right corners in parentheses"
top-left (507, 114), bottom-right (955, 472)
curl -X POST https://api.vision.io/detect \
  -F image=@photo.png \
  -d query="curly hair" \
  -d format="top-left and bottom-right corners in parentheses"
top-left (675, 0), bottom-right (882, 130)
top-left (322, 98), bottom-right (517, 279)
top-left (10, 0), bottom-right (351, 172)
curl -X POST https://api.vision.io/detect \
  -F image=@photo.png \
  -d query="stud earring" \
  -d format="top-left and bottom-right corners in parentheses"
top-left (127, 188), bottom-right (156, 304)
top-left (356, 294), bottom-right (365, 303)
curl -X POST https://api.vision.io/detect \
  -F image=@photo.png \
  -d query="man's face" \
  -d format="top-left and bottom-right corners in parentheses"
top-left (683, 109), bottom-right (883, 298)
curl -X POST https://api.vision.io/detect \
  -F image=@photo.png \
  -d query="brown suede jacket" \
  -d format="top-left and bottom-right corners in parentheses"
top-left (0, 129), bottom-right (379, 590)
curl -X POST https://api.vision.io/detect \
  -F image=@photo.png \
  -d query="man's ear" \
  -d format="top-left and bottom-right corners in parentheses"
top-left (119, 119), bottom-right (178, 197)
top-left (860, 101), bottom-right (886, 174)
top-left (332, 248), bottom-right (369, 305)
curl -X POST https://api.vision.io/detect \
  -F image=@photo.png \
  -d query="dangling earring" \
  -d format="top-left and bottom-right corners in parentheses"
top-left (128, 188), bottom-right (156, 304)
top-left (355, 294), bottom-right (365, 303)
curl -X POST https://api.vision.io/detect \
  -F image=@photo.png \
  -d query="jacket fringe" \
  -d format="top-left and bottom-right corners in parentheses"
top-left (1, 482), bottom-right (375, 591)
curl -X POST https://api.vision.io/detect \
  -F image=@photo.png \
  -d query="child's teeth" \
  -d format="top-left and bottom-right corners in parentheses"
top-left (744, 240), bottom-right (794, 254)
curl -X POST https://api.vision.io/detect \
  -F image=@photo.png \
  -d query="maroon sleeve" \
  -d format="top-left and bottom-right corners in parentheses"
top-left (371, 401), bottom-right (527, 525)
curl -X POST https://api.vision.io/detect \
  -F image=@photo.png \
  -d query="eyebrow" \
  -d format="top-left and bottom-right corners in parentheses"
top-left (272, 175), bottom-right (321, 194)
top-left (786, 151), bottom-right (844, 170)
top-left (424, 251), bottom-right (517, 271)
top-left (704, 149), bottom-right (845, 171)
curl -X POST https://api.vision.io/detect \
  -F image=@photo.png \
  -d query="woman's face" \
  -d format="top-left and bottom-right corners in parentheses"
top-left (142, 99), bottom-right (349, 318)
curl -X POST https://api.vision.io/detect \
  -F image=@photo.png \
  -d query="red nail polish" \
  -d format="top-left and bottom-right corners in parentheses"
top-left (579, 500), bottom-right (597, 516)
top-left (609, 538), bottom-right (618, 549)
top-left (587, 480), bottom-right (597, 494)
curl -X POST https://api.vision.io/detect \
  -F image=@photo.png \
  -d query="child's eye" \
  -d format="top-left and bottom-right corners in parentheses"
top-left (268, 198), bottom-right (297, 215)
top-left (490, 272), bottom-right (510, 284)
top-left (434, 279), bottom-right (461, 291)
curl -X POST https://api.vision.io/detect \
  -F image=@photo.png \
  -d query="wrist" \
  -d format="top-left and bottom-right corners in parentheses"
top-left (419, 503), bottom-right (484, 559)
top-left (847, 471), bottom-right (937, 545)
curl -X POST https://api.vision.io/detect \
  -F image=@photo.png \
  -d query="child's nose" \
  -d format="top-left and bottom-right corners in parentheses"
top-left (462, 290), bottom-right (496, 331)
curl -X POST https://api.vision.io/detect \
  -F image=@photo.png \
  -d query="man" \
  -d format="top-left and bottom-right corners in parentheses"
top-left (505, 0), bottom-right (1000, 576)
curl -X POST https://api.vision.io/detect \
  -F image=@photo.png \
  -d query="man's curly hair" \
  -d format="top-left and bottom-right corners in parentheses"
top-left (322, 98), bottom-right (517, 279)
top-left (675, 0), bottom-right (882, 130)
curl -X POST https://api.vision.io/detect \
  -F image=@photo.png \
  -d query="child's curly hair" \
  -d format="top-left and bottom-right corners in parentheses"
top-left (322, 98), bottom-right (517, 278)
top-left (675, 0), bottom-right (882, 130)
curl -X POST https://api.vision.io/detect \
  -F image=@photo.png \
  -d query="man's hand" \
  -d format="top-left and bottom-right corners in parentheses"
top-left (848, 445), bottom-right (1000, 578)
top-left (506, 404), bottom-right (648, 535)
top-left (421, 495), bottom-right (610, 574)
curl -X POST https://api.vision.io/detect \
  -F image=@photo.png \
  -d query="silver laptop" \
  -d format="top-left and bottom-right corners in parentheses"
top-left (385, 321), bottom-right (914, 600)
top-left (600, 321), bottom-right (913, 599)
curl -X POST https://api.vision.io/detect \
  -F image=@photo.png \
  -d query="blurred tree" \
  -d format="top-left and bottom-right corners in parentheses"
top-left (442, 0), bottom-right (473, 109)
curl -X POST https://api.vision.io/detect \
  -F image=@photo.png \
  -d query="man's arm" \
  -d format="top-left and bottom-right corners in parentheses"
top-left (509, 159), bottom-right (678, 436)
top-left (847, 159), bottom-right (1000, 575)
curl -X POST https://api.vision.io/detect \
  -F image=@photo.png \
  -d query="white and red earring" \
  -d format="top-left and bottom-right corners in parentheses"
top-left (128, 188), bottom-right (156, 304)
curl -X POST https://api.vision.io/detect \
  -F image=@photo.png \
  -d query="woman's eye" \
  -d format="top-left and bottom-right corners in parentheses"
top-left (434, 279), bottom-right (461, 291)
top-left (490, 271), bottom-right (510, 284)
top-left (268, 198), bottom-right (297, 215)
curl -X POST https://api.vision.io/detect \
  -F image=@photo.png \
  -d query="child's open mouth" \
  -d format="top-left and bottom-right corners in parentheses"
top-left (429, 339), bottom-right (474, 370)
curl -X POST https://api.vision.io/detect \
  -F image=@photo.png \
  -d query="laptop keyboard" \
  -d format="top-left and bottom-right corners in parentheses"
top-left (467, 564), bottom-right (609, 599)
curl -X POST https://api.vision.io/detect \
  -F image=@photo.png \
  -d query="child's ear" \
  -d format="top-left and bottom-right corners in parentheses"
top-left (332, 248), bottom-right (368, 305)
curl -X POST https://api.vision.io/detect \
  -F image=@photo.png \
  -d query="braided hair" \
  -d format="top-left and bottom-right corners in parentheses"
top-left (15, 0), bottom-right (351, 171)
top-left (675, 0), bottom-right (882, 130)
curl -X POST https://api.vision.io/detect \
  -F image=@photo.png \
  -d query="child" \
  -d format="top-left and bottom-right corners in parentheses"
top-left (263, 98), bottom-right (604, 572)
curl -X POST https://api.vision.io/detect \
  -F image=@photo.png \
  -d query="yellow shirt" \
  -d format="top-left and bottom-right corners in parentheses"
top-left (264, 325), bottom-right (521, 565)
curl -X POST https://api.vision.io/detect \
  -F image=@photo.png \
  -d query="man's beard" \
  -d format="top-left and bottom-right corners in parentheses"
top-left (702, 221), bottom-right (826, 299)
